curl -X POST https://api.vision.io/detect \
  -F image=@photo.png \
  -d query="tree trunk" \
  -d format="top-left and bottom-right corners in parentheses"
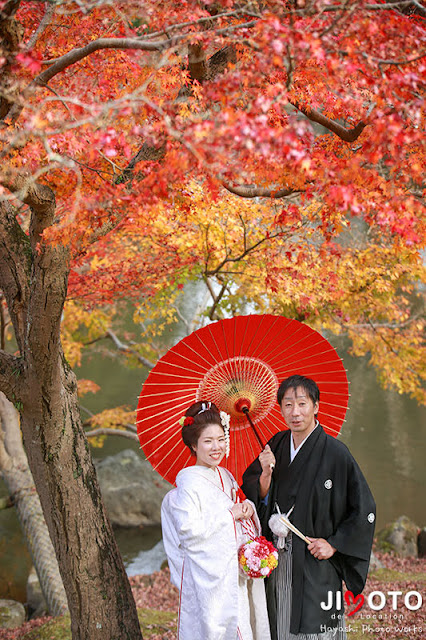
top-left (0, 392), bottom-right (68, 616)
top-left (19, 361), bottom-right (142, 639)
top-left (0, 181), bottom-right (143, 639)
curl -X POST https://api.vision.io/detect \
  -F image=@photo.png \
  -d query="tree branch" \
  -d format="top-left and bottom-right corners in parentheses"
top-left (3, 37), bottom-right (174, 124)
top-left (0, 0), bottom-right (22, 19)
top-left (206, 44), bottom-right (237, 80)
top-left (118, 44), bottom-right (237, 185)
top-left (343, 310), bottom-right (425, 330)
top-left (362, 318), bottom-right (420, 378)
top-left (0, 1), bottom-right (24, 118)
top-left (208, 281), bottom-right (228, 320)
top-left (369, 0), bottom-right (425, 13)
top-left (323, 1), bottom-right (423, 11)
top-left (188, 44), bottom-right (208, 83)
top-left (80, 404), bottom-right (138, 434)
top-left (203, 276), bottom-right (218, 305)
top-left (0, 200), bottom-right (31, 351)
top-left (84, 427), bottom-right (139, 442)
top-left (40, 38), bottom-right (172, 79)
top-left (1, 170), bottom-right (69, 370)
top-left (1, 169), bottom-right (56, 248)
top-left (222, 182), bottom-right (297, 198)
top-left (206, 229), bottom-right (290, 277)
top-left (0, 390), bottom-right (26, 468)
top-left (115, 141), bottom-right (167, 185)
top-left (140, 5), bottom-right (258, 40)
top-left (6, 17), bottom-right (254, 124)
top-left (376, 52), bottom-right (426, 67)
top-left (105, 330), bottom-right (154, 369)
top-left (172, 305), bottom-right (194, 335)
top-left (290, 100), bottom-right (367, 142)
top-left (24, 1), bottom-right (54, 51)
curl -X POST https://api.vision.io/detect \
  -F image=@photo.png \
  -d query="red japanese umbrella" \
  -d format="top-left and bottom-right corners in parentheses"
top-left (137, 315), bottom-right (349, 485)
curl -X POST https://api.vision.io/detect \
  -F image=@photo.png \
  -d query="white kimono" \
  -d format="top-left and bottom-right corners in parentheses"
top-left (161, 465), bottom-right (271, 640)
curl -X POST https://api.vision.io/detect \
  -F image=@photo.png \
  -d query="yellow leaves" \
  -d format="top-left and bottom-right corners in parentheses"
top-left (193, 126), bottom-right (211, 141)
top-left (87, 406), bottom-right (134, 430)
top-left (61, 300), bottom-right (113, 367)
top-left (77, 379), bottom-right (101, 397)
top-left (85, 406), bottom-right (135, 447)
top-left (301, 158), bottom-right (311, 172)
top-left (348, 323), bottom-right (426, 405)
top-left (63, 300), bottom-right (112, 335)
top-left (134, 294), bottom-right (179, 344)
top-left (166, 182), bottom-right (277, 272)
top-left (178, 103), bottom-right (192, 119)
top-left (62, 337), bottom-right (85, 369)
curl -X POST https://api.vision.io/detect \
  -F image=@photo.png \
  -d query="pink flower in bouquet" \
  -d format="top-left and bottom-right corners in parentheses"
top-left (238, 536), bottom-right (278, 579)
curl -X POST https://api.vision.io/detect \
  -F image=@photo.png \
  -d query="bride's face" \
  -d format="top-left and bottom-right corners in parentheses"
top-left (193, 423), bottom-right (226, 469)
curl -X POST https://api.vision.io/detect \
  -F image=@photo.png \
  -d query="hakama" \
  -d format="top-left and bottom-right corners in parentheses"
top-left (267, 533), bottom-right (347, 640)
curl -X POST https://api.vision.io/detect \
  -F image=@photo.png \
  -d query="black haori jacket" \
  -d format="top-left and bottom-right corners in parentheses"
top-left (242, 425), bottom-right (376, 635)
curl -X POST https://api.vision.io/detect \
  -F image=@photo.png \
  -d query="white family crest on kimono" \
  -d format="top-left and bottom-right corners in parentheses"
top-left (161, 465), bottom-right (271, 640)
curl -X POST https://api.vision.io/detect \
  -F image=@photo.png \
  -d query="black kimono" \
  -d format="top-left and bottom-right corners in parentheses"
top-left (242, 425), bottom-right (376, 637)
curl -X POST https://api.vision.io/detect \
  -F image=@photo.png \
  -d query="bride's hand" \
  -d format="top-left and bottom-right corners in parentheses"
top-left (231, 501), bottom-right (254, 520)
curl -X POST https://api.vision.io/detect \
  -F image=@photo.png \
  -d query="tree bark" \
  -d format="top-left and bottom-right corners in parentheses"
top-left (19, 357), bottom-right (142, 639)
top-left (0, 392), bottom-right (68, 616)
top-left (0, 180), bottom-right (143, 638)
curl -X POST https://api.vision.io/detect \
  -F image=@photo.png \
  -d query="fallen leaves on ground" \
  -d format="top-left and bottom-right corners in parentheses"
top-left (0, 616), bottom-right (51, 640)
top-left (0, 557), bottom-right (424, 640)
top-left (130, 567), bottom-right (179, 611)
top-left (348, 552), bottom-right (426, 640)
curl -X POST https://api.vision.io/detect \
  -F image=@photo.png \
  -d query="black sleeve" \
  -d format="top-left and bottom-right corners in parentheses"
top-left (241, 431), bottom-right (287, 539)
top-left (241, 431), bottom-right (285, 505)
top-left (328, 450), bottom-right (376, 595)
top-left (241, 456), bottom-right (263, 506)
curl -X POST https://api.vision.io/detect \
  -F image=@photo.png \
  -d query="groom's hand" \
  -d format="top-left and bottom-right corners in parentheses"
top-left (259, 445), bottom-right (275, 499)
top-left (259, 444), bottom-right (275, 476)
top-left (307, 537), bottom-right (336, 560)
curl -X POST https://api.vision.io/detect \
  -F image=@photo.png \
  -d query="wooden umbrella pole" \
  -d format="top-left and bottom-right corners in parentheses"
top-left (242, 407), bottom-right (265, 449)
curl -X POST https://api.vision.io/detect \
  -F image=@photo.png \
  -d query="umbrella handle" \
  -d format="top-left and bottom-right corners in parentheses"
top-left (242, 407), bottom-right (265, 449)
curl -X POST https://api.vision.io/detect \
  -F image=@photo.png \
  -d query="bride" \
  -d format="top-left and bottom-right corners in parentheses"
top-left (161, 401), bottom-right (271, 640)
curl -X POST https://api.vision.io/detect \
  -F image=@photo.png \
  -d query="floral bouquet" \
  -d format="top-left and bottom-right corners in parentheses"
top-left (238, 536), bottom-right (278, 579)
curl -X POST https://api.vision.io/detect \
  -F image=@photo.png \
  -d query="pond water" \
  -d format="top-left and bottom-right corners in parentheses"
top-left (1, 328), bottom-right (425, 602)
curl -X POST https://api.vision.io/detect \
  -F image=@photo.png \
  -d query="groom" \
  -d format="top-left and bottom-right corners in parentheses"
top-left (242, 374), bottom-right (375, 640)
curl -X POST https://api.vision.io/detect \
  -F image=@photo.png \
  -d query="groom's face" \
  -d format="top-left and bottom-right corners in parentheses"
top-left (280, 386), bottom-right (318, 438)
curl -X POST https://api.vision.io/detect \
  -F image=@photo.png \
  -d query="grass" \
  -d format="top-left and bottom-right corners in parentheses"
top-left (370, 567), bottom-right (426, 583)
top-left (11, 610), bottom-right (381, 640)
top-left (20, 609), bottom-right (177, 639)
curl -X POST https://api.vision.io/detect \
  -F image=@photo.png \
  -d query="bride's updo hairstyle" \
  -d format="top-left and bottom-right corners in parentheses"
top-left (181, 401), bottom-right (222, 456)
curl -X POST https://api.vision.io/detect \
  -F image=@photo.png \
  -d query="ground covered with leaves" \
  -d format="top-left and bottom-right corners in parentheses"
top-left (356, 552), bottom-right (426, 640)
top-left (0, 554), bottom-right (424, 640)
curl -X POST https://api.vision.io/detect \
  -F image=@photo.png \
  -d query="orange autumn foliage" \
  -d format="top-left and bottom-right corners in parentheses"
top-left (1, 0), bottom-right (425, 404)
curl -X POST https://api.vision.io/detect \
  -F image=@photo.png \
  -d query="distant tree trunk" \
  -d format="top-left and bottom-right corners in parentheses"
top-left (0, 393), bottom-right (68, 616)
top-left (0, 181), bottom-right (143, 639)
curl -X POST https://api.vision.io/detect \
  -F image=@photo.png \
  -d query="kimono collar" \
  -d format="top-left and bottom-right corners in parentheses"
top-left (290, 420), bottom-right (320, 462)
